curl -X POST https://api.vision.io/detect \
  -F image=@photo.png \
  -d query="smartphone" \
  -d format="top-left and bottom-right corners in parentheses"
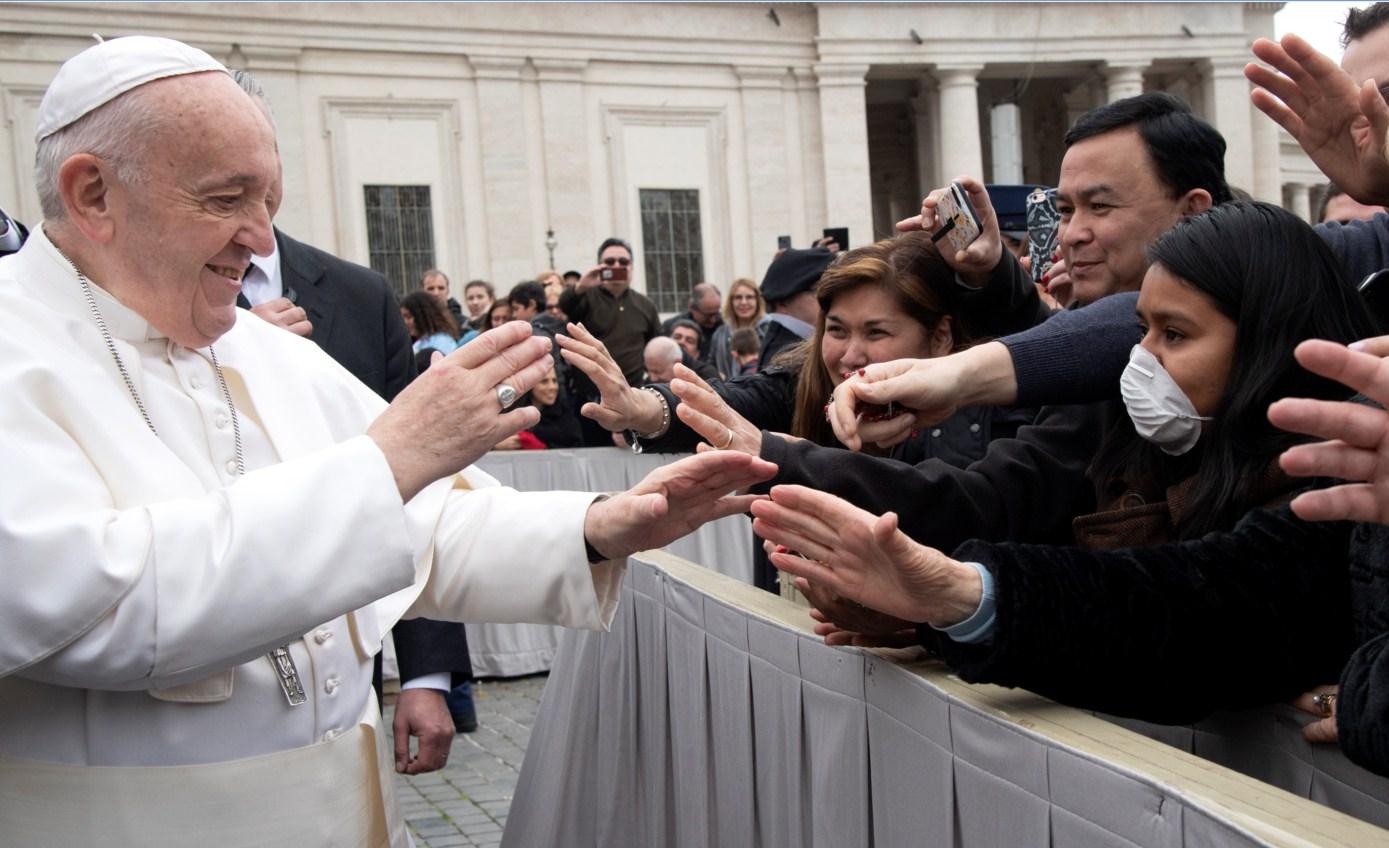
top-left (856, 400), bottom-right (901, 423)
top-left (1359, 269), bottom-right (1389, 331)
top-left (1026, 187), bottom-right (1060, 284)
top-left (777, 235), bottom-right (792, 250)
top-left (600, 266), bottom-right (629, 283)
top-left (931, 181), bottom-right (982, 254)
top-left (821, 227), bottom-right (849, 251)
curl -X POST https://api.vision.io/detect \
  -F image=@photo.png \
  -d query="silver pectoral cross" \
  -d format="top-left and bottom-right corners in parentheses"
top-left (267, 645), bottom-right (307, 706)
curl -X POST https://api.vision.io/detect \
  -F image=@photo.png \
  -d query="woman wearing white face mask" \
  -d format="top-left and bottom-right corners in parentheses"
top-left (756, 202), bottom-right (1378, 723)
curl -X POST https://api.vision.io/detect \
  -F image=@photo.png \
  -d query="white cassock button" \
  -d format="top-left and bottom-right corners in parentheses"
top-left (215, 413), bottom-right (230, 430)
top-left (225, 459), bottom-right (238, 475)
top-left (324, 675), bottom-right (340, 695)
top-left (322, 728), bottom-right (341, 742)
top-left (969, 423), bottom-right (980, 433)
top-left (314, 629), bottom-right (332, 645)
top-left (930, 428), bottom-right (942, 438)
top-left (190, 376), bottom-right (203, 390)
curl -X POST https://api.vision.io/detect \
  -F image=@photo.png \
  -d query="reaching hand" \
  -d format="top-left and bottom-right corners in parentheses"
top-left (750, 484), bottom-right (982, 627)
top-left (583, 451), bottom-right (777, 560)
top-left (368, 321), bottom-right (552, 502)
top-left (896, 176), bottom-right (1002, 285)
top-left (1293, 684), bottom-right (1340, 745)
top-left (795, 577), bottom-right (919, 648)
top-left (393, 688), bottom-right (454, 774)
top-left (1269, 336), bottom-right (1389, 525)
top-left (575, 264), bottom-right (605, 293)
top-left (668, 363), bottom-right (761, 455)
top-left (1042, 255), bottom-right (1074, 308)
top-left (555, 323), bottom-right (665, 434)
top-left (825, 342), bottom-right (1018, 451)
top-left (1246, 34), bottom-right (1389, 206)
top-left (249, 296), bottom-right (312, 337)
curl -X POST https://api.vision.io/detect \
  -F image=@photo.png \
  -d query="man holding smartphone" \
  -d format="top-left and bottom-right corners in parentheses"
top-left (559, 237), bottom-right (663, 444)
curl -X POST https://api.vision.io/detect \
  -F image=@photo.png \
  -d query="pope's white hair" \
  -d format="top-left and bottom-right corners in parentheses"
top-left (645, 335), bottom-right (682, 365)
top-left (34, 84), bottom-right (164, 221)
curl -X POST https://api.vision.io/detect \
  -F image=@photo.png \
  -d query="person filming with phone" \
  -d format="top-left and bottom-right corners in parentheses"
top-left (559, 237), bottom-right (663, 445)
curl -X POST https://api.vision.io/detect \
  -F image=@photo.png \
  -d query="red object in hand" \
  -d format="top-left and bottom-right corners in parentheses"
top-left (516, 431), bottom-right (548, 451)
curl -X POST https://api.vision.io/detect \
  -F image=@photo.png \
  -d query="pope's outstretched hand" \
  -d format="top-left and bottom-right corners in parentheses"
top-left (583, 451), bottom-right (777, 560)
top-left (368, 321), bottom-right (555, 502)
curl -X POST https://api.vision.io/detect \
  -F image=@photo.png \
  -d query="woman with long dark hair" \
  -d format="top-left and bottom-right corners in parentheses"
top-left (558, 230), bottom-right (1041, 467)
top-left (399, 290), bottom-right (461, 355)
top-left (757, 201), bottom-right (1376, 721)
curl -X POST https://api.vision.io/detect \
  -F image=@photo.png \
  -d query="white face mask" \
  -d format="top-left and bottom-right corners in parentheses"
top-left (1119, 344), bottom-right (1212, 456)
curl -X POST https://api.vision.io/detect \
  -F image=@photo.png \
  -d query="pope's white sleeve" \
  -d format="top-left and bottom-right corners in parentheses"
top-left (403, 485), bottom-right (624, 630)
top-left (8, 436), bottom-right (416, 690)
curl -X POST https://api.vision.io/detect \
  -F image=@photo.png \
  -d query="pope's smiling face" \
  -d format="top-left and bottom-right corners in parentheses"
top-left (105, 72), bottom-right (279, 348)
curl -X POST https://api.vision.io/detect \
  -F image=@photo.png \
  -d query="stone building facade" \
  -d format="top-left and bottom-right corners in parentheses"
top-left (0, 2), bottom-right (1317, 307)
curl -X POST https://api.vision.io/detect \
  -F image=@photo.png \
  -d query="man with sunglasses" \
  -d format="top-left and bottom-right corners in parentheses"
top-left (560, 238), bottom-right (663, 444)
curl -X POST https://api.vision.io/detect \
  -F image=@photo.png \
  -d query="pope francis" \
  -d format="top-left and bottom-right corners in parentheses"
top-left (0, 36), bottom-right (776, 846)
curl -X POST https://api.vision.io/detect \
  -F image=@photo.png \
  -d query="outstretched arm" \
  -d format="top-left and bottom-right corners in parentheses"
top-left (1246, 33), bottom-right (1389, 205)
top-left (1270, 336), bottom-right (1389, 524)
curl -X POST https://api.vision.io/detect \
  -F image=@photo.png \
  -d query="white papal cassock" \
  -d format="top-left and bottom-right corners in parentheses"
top-left (0, 226), bottom-right (624, 846)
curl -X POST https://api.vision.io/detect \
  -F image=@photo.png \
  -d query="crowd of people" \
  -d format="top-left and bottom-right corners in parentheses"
top-left (11, 5), bottom-right (1389, 844)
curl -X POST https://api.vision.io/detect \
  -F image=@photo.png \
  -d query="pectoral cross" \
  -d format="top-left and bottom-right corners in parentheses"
top-left (267, 645), bottom-right (307, 706)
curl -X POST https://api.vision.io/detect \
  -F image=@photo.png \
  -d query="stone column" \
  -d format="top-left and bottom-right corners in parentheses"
top-left (792, 68), bottom-right (828, 242)
top-left (934, 64), bottom-right (985, 182)
top-left (1205, 58), bottom-right (1255, 195)
top-left (737, 66), bottom-right (793, 275)
top-left (814, 63), bottom-right (874, 245)
top-left (533, 58), bottom-right (593, 273)
top-left (910, 78), bottom-right (939, 196)
top-left (471, 56), bottom-right (537, 284)
top-left (1250, 104), bottom-right (1282, 202)
top-left (1103, 63), bottom-right (1147, 103)
top-left (1287, 182), bottom-right (1312, 223)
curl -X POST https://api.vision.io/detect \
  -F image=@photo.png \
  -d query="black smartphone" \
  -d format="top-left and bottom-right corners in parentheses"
top-left (777, 235), bottom-right (792, 250)
top-left (1359, 269), bottom-right (1389, 331)
top-left (822, 227), bottom-right (848, 251)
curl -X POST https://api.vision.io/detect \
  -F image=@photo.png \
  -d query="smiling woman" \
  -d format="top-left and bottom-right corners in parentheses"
top-left (756, 201), bottom-right (1380, 728)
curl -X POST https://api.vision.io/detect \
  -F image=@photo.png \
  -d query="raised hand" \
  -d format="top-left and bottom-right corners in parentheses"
top-left (896, 176), bottom-right (1003, 285)
top-left (795, 577), bottom-right (919, 647)
top-left (249, 296), bottom-right (312, 337)
top-left (826, 342), bottom-right (1016, 451)
top-left (1269, 336), bottom-right (1389, 524)
top-left (750, 484), bottom-right (983, 627)
top-left (1246, 34), bottom-right (1389, 206)
top-left (582, 451), bottom-right (777, 560)
top-left (555, 322), bottom-right (665, 433)
top-left (669, 363), bottom-right (761, 455)
top-left (368, 320), bottom-right (553, 501)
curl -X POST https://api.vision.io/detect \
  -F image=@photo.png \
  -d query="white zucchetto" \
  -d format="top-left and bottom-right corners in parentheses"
top-left (35, 35), bottom-right (227, 142)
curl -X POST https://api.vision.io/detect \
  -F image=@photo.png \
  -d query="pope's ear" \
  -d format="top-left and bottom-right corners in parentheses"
top-left (56, 153), bottom-right (118, 243)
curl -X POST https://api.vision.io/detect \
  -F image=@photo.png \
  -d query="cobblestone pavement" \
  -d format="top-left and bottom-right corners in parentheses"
top-left (388, 674), bottom-right (548, 848)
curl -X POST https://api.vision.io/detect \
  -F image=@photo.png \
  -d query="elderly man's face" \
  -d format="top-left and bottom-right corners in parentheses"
top-left (106, 73), bottom-right (278, 347)
top-left (691, 291), bottom-right (722, 327)
top-left (644, 352), bottom-right (677, 384)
